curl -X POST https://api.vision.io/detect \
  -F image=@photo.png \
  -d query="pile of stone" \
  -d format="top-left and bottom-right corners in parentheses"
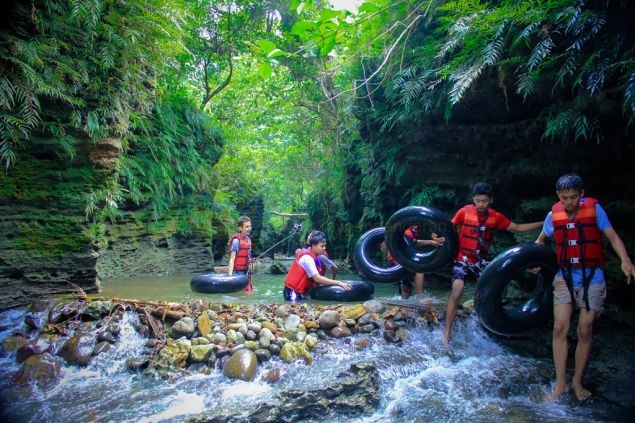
top-left (1, 296), bottom-right (445, 385)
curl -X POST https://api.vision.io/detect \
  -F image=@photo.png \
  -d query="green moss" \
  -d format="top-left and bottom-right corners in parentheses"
top-left (15, 215), bottom-right (89, 258)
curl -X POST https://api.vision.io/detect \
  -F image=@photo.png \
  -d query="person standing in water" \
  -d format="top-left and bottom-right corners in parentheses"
top-left (444, 182), bottom-right (543, 342)
top-left (536, 173), bottom-right (634, 401)
top-left (228, 215), bottom-right (254, 293)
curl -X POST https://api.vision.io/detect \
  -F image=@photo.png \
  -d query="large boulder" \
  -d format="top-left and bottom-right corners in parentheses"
top-left (223, 349), bottom-right (258, 381)
top-left (12, 353), bottom-right (62, 385)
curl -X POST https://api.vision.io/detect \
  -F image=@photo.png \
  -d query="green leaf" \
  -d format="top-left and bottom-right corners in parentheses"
top-left (258, 61), bottom-right (273, 79)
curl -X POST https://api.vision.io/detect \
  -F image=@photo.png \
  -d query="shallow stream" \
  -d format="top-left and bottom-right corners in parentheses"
top-left (0, 270), bottom-right (632, 422)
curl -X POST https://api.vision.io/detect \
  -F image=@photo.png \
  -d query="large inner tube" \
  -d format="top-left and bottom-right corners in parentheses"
top-left (385, 206), bottom-right (458, 273)
top-left (309, 280), bottom-right (374, 302)
top-left (354, 227), bottom-right (409, 283)
top-left (190, 273), bottom-right (249, 294)
top-left (475, 243), bottom-right (557, 336)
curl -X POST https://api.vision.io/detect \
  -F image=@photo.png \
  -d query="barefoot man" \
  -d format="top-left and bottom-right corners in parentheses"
top-left (536, 174), bottom-right (634, 401)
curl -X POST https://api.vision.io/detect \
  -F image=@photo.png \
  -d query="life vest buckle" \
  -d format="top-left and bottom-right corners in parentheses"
top-left (567, 240), bottom-right (578, 246)
top-left (569, 257), bottom-right (580, 264)
top-left (565, 223), bottom-right (576, 229)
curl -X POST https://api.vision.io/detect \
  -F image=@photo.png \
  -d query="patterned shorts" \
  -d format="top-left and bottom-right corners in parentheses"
top-left (451, 259), bottom-right (489, 282)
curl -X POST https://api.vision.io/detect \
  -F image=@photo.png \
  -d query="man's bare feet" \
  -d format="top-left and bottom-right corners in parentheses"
top-left (572, 383), bottom-right (592, 401)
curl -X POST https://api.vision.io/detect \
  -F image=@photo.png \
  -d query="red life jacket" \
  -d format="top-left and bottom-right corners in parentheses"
top-left (285, 250), bottom-right (319, 294)
top-left (228, 234), bottom-right (251, 271)
top-left (552, 197), bottom-right (604, 269)
top-left (457, 205), bottom-right (498, 263)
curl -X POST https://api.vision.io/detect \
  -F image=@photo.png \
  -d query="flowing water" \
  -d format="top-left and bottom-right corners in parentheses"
top-left (0, 270), bottom-right (631, 422)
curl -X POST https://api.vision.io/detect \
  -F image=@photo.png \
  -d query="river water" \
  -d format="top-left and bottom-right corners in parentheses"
top-left (0, 270), bottom-right (631, 422)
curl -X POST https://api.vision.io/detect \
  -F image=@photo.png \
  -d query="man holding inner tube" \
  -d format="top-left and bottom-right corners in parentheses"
top-left (443, 182), bottom-right (543, 342)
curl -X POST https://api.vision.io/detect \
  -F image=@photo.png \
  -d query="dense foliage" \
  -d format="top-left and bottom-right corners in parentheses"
top-left (2, 0), bottom-right (634, 255)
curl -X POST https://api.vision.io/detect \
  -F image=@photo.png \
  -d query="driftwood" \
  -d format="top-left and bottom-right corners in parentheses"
top-left (271, 211), bottom-right (308, 217)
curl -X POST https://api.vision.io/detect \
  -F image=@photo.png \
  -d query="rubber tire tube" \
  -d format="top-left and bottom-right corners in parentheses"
top-left (354, 227), bottom-right (409, 283)
top-left (190, 273), bottom-right (250, 294)
top-left (385, 206), bottom-right (458, 273)
top-left (309, 279), bottom-right (375, 302)
top-left (475, 243), bottom-right (557, 336)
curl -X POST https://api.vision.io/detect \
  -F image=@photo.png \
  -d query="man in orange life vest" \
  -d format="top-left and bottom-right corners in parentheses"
top-left (228, 215), bottom-right (254, 293)
top-left (283, 230), bottom-right (351, 301)
top-left (443, 182), bottom-right (543, 342)
top-left (536, 174), bottom-right (634, 401)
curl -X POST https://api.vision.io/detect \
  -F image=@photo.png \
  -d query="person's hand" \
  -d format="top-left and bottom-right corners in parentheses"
top-left (430, 233), bottom-right (446, 247)
top-left (339, 281), bottom-right (352, 290)
top-left (621, 258), bottom-right (634, 285)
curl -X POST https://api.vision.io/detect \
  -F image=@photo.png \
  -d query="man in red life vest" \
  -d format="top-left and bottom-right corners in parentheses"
top-left (228, 215), bottom-right (254, 293)
top-left (443, 182), bottom-right (543, 342)
top-left (536, 174), bottom-right (634, 401)
top-left (284, 230), bottom-right (351, 301)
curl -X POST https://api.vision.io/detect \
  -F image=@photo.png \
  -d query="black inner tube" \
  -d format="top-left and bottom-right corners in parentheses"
top-left (385, 206), bottom-right (458, 273)
top-left (190, 273), bottom-right (249, 294)
top-left (475, 243), bottom-right (557, 336)
top-left (354, 227), bottom-right (408, 283)
top-left (309, 280), bottom-right (374, 302)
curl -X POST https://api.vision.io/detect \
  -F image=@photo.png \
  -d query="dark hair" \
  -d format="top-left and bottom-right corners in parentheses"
top-left (237, 215), bottom-right (251, 226)
top-left (308, 230), bottom-right (327, 245)
top-left (472, 182), bottom-right (493, 197)
top-left (556, 173), bottom-right (584, 191)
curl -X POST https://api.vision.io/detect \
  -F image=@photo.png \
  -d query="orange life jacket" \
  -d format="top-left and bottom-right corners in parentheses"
top-left (285, 250), bottom-right (319, 295)
top-left (552, 197), bottom-right (604, 269)
top-left (457, 205), bottom-right (498, 262)
top-left (228, 234), bottom-right (251, 271)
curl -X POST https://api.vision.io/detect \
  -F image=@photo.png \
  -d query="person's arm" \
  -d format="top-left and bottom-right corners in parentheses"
top-left (507, 221), bottom-right (544, 233)
top-left (603, 227), bottom-right (634, 284)
top-left (313, 274), bottom-right (351, 290)
top-left (416, 233), bottom-right (446, 247)
top-left (227, 238), bottom-right (239, 275)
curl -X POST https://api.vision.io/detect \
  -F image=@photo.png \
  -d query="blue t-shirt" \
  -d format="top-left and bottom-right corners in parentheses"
top-left (542, 201), bottom-right (611, 286)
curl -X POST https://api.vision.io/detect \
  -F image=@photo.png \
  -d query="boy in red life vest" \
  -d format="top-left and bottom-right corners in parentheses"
top-left (284, 230), bottom-right (351, 302)
top-left (295, 231), bottom-right (339, 279)
top-left (443, 182), bottom-right (543, 342)
top-left (228, 215), bottom-right (254, 293)
top-left (536, 174), bottom-right (634, 401)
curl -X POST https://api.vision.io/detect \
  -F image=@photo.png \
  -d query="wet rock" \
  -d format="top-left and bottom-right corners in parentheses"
top-left (1, 335), bottom-right (30, 354)
top-left (273, 306), bottom-right (288, 318)
top-left (384, 320), bottom-right (399, 331)
top-left (93, 341), bottom-right (112, 356)
top-left (196, 311), bottom-right (212, 337)
top-left (57, 332), bottom-right (96, 366)
top-left (171, 316), bottom-right (195, 339)
top-left (304, 334), bottom-right (318, 349)
top-left (223, 348), bottom-right (258, 381)
top-left (16, 336), bottom-right (53, 363)
top-left (80, 301), bottom-right (113, 320)
top-left (155, 338), bottom-right (191, 369)
top-left (263, 367), bottom-right (284, 383)
top-left (338, 304), bottom-right (367, 320)
top-left (12, 353), bottom-right (62, 385)
top-left (364, 299), bottom-right (386, 313)
top-left (279, 341), bottom-right (312, 364)
top-left (254, 348), bottom-right (271, 362)
top-left (318, 310), bottom-right (340, 329)
top-left (127, 356), bottom-right (150, 372)
top-left (49, 303), bottom-right (79, 324)
top-left (330, 325), bottom-right (352, 338)
top-left (190, 344), bottom-right (213, 363)
top-left (97, 331), bottom-right (117, 344)
top-left (24, 311), bottom-right (48, 331)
